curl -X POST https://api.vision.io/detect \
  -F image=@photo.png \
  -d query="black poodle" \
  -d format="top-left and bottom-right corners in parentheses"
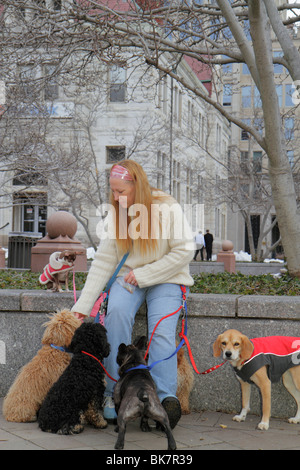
top-left (38, 322), bottom-right (110, 435)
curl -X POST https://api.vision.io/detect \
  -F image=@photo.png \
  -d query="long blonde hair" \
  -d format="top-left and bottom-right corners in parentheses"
top-left (109, 159), bottom-right (159, 255)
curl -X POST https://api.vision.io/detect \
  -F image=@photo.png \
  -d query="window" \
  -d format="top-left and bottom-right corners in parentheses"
top-left (173, 87), bottom-right (182, 125)
top-left (245, 215), bottom-right (260, 254)
top-left (285, 117), bottom-right (294, 140)
top-left (253, 117), bottom-right (264, 136)
top-left (285, 84), bottom-right (294, 107)
top-left (19, 65), bottom-right (37, 101)
top-left (241, 118), bottom-right (251, 140)
top-left (109, 66), bottom-right (126, 102)
top-left (253, 151), bottom-right (262, 173)
top-left (157, 152), bottom-right (167, 191)
top-left (106, 146), bottom-right (126, 163)
top-left (13, 193), bottom-right (47, 235)
top-left (44, 65), bottom-right (59, 101)
top-left (172, 161), bottom-right (181, 202)
top-left (240, 151), bottom-right (249, 173)
top-left (186, 168), bottom-right (192, 204)
top-left (254, 86), bottom-right (261, 108)
top-left (276, 85), bottom-right (283, 107)
top-left (287, 150), bottom-right (294, 168)
top-left (242, 63), bottom-right (250, 75)
top-left (242, 86), bottom-right (251, 108)
top-left (197, 175), bottom-right (204, 204)
top-left (223, 84), bottom-right (232, 106)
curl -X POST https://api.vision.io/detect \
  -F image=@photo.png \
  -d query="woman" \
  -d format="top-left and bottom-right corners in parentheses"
top-left (72, 160), bottom-right (194, 428)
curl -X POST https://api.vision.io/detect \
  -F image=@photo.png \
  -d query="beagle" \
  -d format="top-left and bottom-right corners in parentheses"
top-left (213, 329), bottom-right (300, 430)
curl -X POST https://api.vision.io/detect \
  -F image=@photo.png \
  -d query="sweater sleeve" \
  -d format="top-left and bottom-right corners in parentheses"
top-left (71, 238), bottom-right (118, 316)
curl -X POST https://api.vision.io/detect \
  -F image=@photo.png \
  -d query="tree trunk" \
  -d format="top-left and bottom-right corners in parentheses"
top-left (248, 0), bottom-right (300, 277)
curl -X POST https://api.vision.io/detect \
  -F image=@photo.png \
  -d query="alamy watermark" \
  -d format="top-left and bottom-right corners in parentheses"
top-left (292, 340), bottom-right (300, 366)
top-left (292, 81), bottom-right (300, 105)
top-left (96, 201), bottom-right (204, 245)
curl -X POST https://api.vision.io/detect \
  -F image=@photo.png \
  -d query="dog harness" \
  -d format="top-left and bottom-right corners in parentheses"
top-left (39, 252), bottom-right (74, 285)
top-left (234, 336), bottom-right (300, 383)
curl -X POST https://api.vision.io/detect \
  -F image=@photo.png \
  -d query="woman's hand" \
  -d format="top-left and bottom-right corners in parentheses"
top-left (73, 312), bottom-right (85, 321)
top-left (124, 270), bottom-right (138, 287)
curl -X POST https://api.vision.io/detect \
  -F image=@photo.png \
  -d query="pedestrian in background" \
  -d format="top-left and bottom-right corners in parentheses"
top-left (204, 229), bottom-right (214, 261)
top-left (193, 230), bottom-right (205, 261)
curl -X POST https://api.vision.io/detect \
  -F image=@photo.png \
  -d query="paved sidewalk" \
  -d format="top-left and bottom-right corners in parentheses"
top-left (1, 398), bottom-right (300, 451)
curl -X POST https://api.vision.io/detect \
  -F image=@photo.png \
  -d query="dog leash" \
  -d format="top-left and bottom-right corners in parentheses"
top-left (94, 252), bottom-right (129, 324)
top-left (81, 350), bottom-right (117, 382)
top-left (78, 283), bottom-right (225, 380)
top-left (72, 253), bottom-right (129, 317)
top-left (177, 289), bottom-right (226, 375)
top-left (125, 286), bottom-right (187, 374)
top-left (126, 285), bottom-right (226, 376)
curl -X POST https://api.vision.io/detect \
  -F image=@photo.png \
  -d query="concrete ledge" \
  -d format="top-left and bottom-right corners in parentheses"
top-left (190, 261), bottom-right (284, 275)
top-left (20, 291), bottom-right (75, 312)
top-left (1, 290), bottom-right (300, 419)
top-left (187, 293), bottom-right (237, 317)
top-left (237, 295), bottom-right (300, 319)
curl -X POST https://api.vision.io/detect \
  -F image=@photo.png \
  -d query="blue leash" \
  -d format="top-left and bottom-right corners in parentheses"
top-left (94, 252), bottom-right (129, 324)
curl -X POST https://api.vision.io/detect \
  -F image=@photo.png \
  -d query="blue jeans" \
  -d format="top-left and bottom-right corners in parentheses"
top-left (103, 281), bottom-right (183, 402)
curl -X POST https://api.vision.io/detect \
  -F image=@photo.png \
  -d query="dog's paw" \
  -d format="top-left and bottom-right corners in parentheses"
top-left (114, 439), bottom-right (124, 450)
top-left (257, 421), bottom-right (269, 431)
top-left (58, 423), bottom-right (84, 435)
top-left (288, 417), bottom-right (300, 424)
top-left (232, 414), bottom-right (246, 422)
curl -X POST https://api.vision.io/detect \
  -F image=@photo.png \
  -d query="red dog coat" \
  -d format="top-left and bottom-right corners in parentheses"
top-left (39, 252), bottom-right (74, 285)
top-left (234, 336), bottom-right (300, 383)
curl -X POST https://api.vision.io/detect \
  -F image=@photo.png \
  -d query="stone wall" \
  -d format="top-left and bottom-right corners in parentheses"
top-left (0, 290), bottom-right (300, 419)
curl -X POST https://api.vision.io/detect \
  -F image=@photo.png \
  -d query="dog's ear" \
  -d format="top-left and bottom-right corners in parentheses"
top-left (118, 343), bottom-right (127, 354)
top-left (240, 335), bottom-right (254, 361)
top-left (213, 336), bottom-right (222, 357)
top-left (134, 336), bottom-right (148, 351)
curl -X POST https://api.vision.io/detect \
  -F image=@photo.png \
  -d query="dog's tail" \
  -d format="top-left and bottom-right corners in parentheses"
top-left (137, 388), bottom-right (149, 403)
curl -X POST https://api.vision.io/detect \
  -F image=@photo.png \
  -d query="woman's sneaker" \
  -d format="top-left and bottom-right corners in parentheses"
top-left (103, 396), bottom-right (117, 423)
top-left (161, 397), bottom-right (182, 429)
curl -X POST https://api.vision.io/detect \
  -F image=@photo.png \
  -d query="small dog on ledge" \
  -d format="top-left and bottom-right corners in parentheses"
top-left (39, 250), bottom-right (76, 292)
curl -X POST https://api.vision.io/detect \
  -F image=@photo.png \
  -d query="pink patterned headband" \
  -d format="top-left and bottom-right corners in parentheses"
top-left (110, 164), bottom-right (133, 181)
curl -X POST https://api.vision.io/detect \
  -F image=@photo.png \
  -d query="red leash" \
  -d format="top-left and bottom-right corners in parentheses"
top-left (144, 305), bottom-right (183, 361)
top-left (144, 286), bottom-right (225, 375)
top-left (81, 284), bottom-right (225, 380)
top-left (81, 350), bottom-right (117, 382)
top-left (179, 330), bottom-right (226, 375)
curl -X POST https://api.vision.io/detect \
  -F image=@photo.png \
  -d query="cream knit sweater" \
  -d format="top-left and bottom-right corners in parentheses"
top-left (72, 193), bottom-right (195, 317)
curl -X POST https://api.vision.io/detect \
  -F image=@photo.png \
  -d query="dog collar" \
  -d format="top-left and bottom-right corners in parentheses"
top-left (50, 344), bottom-right (71, 353)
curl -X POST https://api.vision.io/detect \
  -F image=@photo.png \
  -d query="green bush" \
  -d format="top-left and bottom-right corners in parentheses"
top-left (0, 270), bottom-right (299, 296)
top-left (191, 272), bottom-right (300, 296)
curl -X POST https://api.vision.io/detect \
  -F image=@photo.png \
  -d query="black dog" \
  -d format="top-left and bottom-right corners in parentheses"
top-left (38, 323), bottom-right (110, 435)
top-left (113, 336), bottom-right (176, 450)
